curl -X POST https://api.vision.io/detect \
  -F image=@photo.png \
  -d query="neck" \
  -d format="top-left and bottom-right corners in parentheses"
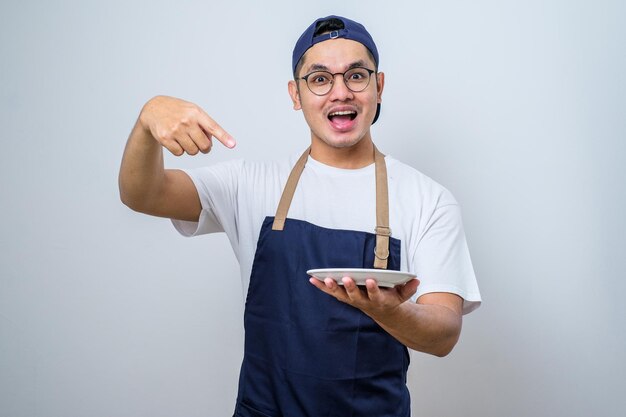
top-left (309, 137), bottom-right (375, 169)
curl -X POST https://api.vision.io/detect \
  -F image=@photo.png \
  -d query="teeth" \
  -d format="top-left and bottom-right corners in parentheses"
top-left (329, 110), bottom-right (356, 117)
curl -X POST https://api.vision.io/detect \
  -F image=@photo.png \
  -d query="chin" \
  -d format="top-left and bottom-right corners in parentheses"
top-left (320, 135), bottom-right (364, 149)
top-left (315, 126), bottom-right (370, 149)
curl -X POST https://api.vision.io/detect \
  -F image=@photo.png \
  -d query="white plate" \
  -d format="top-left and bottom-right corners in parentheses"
top-left (307, 268), bottom-right (416, 288)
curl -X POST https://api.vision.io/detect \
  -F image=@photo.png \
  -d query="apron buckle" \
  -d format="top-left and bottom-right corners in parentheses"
top-left (374, 245), bottom-right (390, 260)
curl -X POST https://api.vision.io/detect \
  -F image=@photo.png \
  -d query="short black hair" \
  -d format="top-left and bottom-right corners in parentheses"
top-left (314, 18), bottom-right (345, 36)
top-left (293, 18), bottom-right (377, 78)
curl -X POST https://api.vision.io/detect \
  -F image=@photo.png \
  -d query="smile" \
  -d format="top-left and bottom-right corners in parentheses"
top-left (328, 110), bottom-right (357, 122)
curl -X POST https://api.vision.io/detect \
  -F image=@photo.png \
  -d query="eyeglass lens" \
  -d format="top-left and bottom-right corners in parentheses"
top-left (305, 68), bottom-right (373, 95)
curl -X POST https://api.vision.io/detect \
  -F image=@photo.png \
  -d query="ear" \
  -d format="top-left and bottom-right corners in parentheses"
top-left (376, 72), bottom-right (385, 103)
top-left (288, 80), bottom-right (302, 110)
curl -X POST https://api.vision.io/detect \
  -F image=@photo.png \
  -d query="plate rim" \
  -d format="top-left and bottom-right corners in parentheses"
top-left (306, 268), bottom-right (416, 287)
top-left (306, 268), bottom-right (416, 278)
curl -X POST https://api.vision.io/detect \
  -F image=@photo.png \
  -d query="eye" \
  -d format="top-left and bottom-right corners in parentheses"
top-left (346, 69), bottom-right (369, 82)
top-left (309, 72), bottom-right (331, 85)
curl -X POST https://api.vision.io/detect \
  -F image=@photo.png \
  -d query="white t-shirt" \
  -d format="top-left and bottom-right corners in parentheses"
top-left (173, 153), bottom-right (481, 314)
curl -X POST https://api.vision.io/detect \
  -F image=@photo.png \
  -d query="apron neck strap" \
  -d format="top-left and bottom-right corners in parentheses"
top-left (373, 145), bottom-right (391, 269)
top-left (272, 145), bottom-right (391, 269)
top-left (271, 147), bottom-right (311, 232)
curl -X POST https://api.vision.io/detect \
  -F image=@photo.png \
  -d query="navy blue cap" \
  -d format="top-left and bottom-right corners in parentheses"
top-left (293, 15), bottom-right (381, 124)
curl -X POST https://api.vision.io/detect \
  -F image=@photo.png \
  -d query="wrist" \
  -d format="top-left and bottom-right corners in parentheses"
top-left (368, 300), bottom-right (407, 324)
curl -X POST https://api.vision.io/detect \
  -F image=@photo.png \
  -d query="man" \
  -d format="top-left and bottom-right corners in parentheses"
top-left (119, 15), bottom-right (481, 417)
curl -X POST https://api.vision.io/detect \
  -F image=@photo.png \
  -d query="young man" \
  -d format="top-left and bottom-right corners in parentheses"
top-left (119, 15), bottom-right (481, 417)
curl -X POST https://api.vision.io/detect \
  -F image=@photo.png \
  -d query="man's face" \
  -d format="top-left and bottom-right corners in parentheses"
top-left (288, 38), bottom-right (384, 150)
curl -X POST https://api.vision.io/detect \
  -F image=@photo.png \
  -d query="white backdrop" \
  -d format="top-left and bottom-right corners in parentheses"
top-left (1, 1), bottom-right (625, 416)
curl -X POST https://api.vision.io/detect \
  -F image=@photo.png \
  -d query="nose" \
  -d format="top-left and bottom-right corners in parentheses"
top-left (328, 74), bottom-right (354, 101)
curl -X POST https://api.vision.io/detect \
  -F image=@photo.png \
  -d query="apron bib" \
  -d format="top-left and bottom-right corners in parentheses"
top-left (234, 147), bottom-right (410, 417)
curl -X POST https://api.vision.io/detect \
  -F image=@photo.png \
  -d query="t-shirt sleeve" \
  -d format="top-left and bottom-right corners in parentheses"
top-left (412, 199), bottom-right (482, 315)
top-left (171, 160), bottom-right (243, 239)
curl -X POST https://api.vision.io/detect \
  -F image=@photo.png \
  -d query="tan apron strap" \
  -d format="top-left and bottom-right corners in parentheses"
top-left (373, 146), bottom-right (390, 269)
top-left (272, 145), bottom-right (391, 270)
top-left (272, 147), bottom-right (311, 231)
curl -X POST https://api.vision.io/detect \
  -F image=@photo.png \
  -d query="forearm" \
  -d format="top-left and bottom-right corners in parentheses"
top-left (309, 278), bottom-right (464, 356)
top-left (118, 118), bottom-right (166, 212)
top-left (372, 301), bottom-right (462, 357)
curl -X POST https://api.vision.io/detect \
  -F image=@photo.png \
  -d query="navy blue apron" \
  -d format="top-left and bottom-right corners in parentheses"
top-left (234, 147), bottom-right (411, 417)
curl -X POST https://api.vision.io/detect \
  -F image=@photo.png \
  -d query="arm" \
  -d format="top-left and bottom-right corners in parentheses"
top-left (373, 290), bottom-right (463, 357)
top-left (309, 278), bottom-right (463, 357)
top-left (118, 96), bottom-right (235, 221)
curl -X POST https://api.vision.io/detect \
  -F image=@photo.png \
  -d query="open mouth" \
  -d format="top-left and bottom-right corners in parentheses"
top-left (328, 110), bottom-right (357, 123)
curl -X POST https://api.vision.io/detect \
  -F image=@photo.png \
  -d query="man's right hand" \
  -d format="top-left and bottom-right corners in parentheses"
top-left (119, 96), bottom-right (235, 221)
top-left (139, 95), bottom-right (236, 156)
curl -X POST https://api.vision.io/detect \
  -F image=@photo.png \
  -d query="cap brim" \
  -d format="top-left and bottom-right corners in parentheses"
top-left (372, 103), bottom-right (381, 124)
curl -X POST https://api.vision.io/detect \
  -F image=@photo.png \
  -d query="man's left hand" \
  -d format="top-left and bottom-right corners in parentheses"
top-left (309, 276), bottom-right (420, 320)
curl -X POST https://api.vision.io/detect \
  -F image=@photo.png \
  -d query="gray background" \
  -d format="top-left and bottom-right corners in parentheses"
top-left (1, 0), bottom-right (625, 416)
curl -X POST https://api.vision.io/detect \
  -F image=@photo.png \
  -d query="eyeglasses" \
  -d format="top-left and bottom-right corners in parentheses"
top-left (298, 67), bottom-right (376, 96)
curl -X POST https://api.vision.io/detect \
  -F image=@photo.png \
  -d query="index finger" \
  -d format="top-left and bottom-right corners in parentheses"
top-left (198, 112), bottom-right (236, 149)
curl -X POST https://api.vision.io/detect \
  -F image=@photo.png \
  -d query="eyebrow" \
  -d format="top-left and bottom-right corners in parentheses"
top-left (306, 60), bottom-right (369, 73)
